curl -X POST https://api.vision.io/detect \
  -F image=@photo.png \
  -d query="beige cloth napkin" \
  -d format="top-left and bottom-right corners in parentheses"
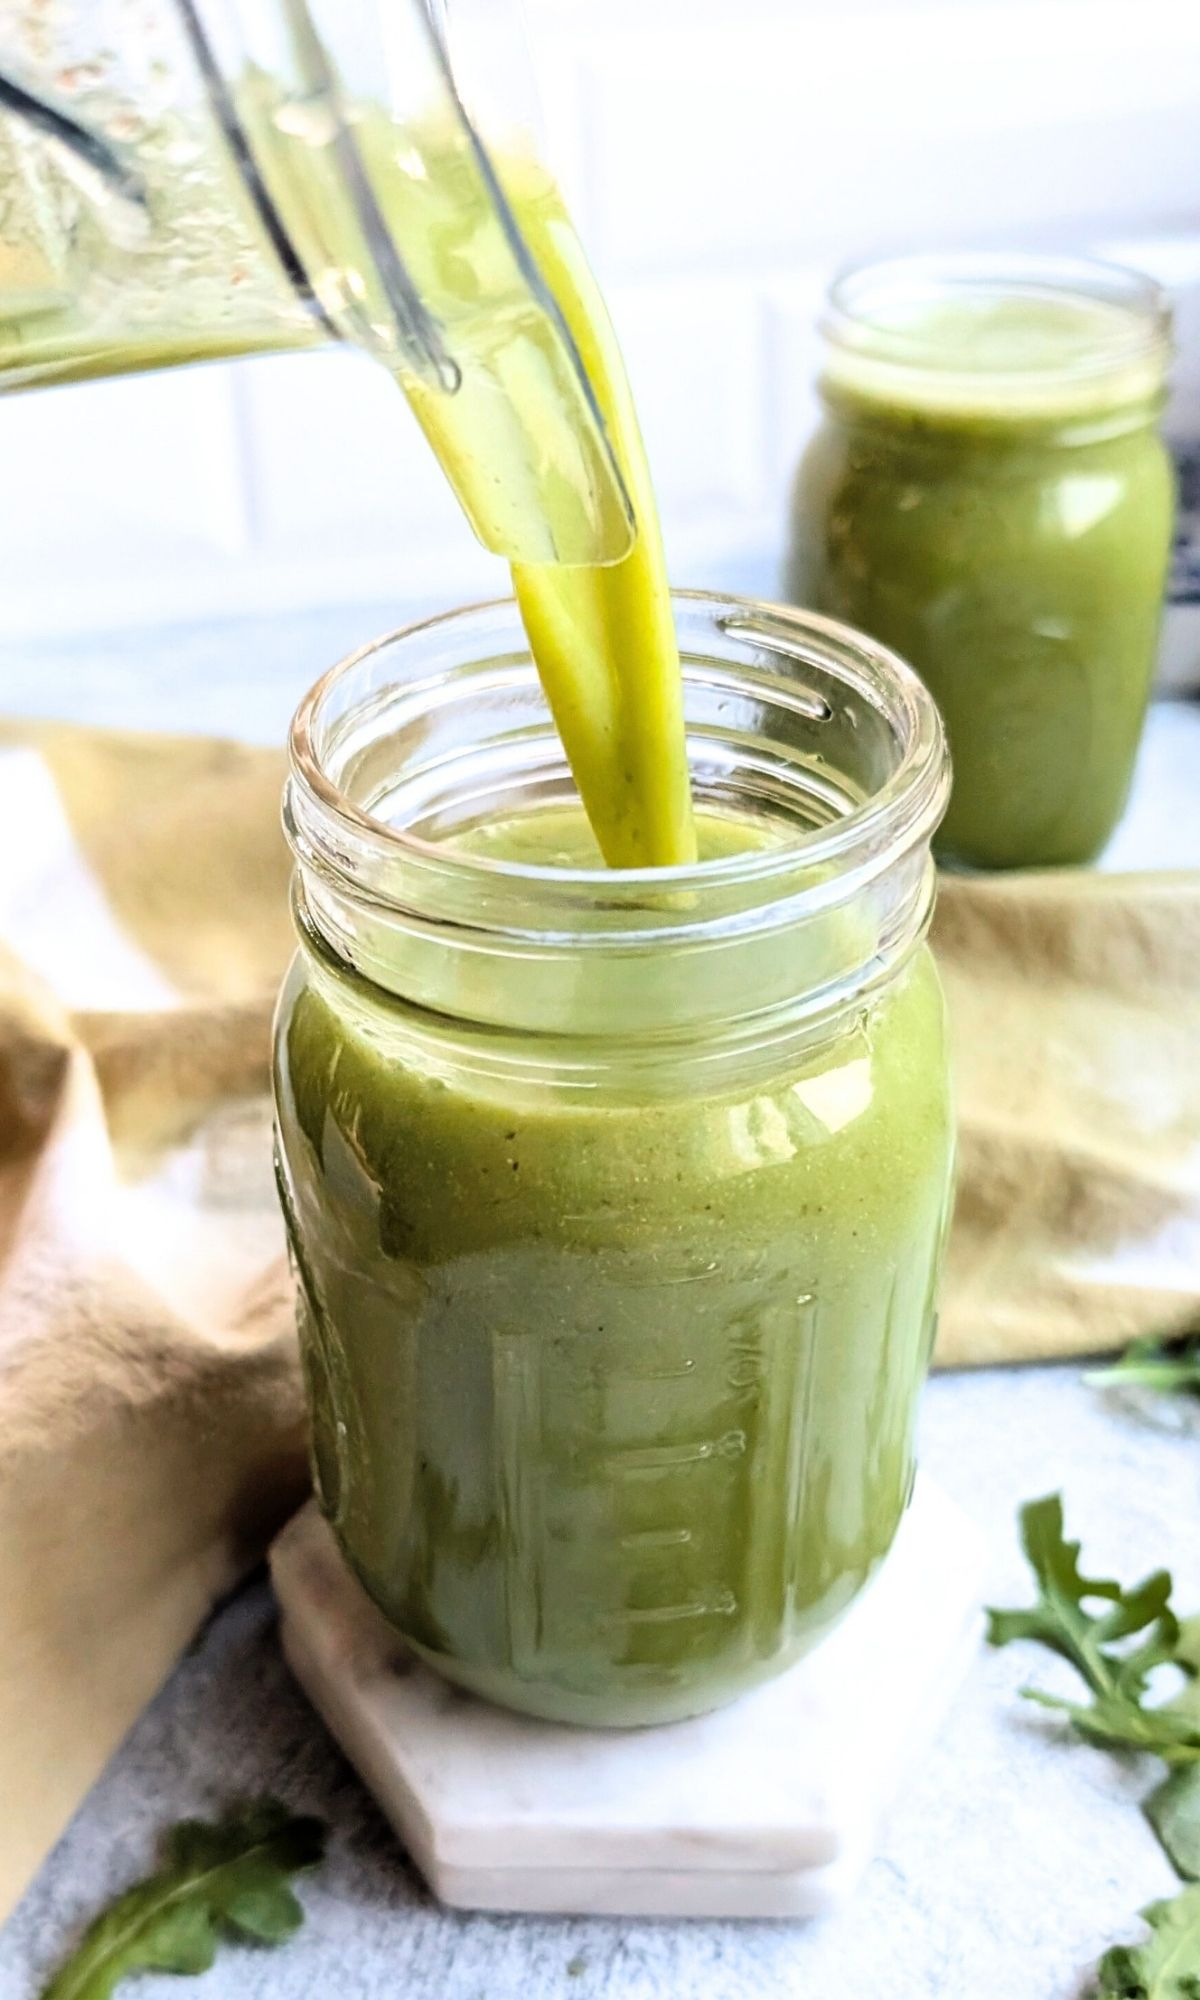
top-left (1, 716), bottom-right (1197, 1922)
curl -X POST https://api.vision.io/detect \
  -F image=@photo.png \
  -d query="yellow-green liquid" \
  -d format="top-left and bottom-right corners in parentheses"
top-left (509, 200), bottom-right (694, 871)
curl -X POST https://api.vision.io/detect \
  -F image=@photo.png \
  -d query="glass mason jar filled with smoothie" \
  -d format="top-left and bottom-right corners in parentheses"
top-left (273, 593), bottom-right (954, 1728)
top-left (788, 254), bottom-right (1175, 870)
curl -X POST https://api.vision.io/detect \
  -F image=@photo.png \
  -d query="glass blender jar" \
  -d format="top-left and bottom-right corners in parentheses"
top-left (0, 0), bottom-right (634, 565)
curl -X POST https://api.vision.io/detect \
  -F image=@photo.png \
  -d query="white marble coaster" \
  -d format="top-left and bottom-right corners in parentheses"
top-left (270, 1476), bottom-right (986, 1919)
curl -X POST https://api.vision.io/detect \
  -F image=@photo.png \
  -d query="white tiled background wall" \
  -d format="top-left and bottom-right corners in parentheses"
top-left (4, 0), bottom-right (1200, 641)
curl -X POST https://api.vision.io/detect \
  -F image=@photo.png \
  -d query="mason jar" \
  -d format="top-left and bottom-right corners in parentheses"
top-left (788, 253), bottom-right (1175, 870)
top-left (272, 592), bottom-right (954, 1727)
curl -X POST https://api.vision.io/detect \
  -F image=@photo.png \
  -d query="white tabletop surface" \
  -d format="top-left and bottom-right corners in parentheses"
top-left (1, 616), bottom-right (1198, 1999)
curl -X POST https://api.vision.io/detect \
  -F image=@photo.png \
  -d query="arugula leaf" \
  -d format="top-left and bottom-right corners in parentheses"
top-left (1089, 1338), bottom-right (1200, 1399)
top-left (39, 1800), bottom-right (326, 2000)
top-left (986, 1495), bottom-right (1200, 1763)
top-left (1149, 1769), bottom-right (1200, 1883)
top-left (1095, 1885), bottom-right (1200, 1997)
top-left (995, 1505), bottom-right (1200, 1993)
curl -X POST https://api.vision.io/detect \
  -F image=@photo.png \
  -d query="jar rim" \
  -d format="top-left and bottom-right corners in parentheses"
top-left (286, 589), bottom-right (948, 923)
top-left (285, 592), bottom-right (949, 1041)
top-left (822, 250), bottom-right (1171, 410)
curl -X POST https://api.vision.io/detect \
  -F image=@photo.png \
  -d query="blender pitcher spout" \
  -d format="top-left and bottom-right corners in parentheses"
top-left (231, 0), bottom-right (638, 566)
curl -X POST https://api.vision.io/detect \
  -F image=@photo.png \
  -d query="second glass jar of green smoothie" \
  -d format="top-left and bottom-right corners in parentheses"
top-left (788, 254), bottom-right (1175, 869)
top-left (273, 593), bottom-right (953, 1727)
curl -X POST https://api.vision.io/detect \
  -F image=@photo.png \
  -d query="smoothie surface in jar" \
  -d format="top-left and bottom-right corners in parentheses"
top-left (274, 797), bottom-right (952, 1727)
top-left (789, 261), bottom-right (1174, 869)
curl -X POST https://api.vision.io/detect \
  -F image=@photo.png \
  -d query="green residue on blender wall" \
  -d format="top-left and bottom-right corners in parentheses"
top-left (0, 82), bottom-right (697, 871)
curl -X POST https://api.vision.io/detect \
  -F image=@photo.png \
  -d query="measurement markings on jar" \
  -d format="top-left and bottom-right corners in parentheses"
top-left (603, 1436), bottom-right (744, 1626)
top-left (618, 1590), bottom-right (738, 1625)
top-left (494, 1330), bottom-right (753, 1659)
top-left (607, 1359), bottom-right (697, 1380)
top-left (601, 1430), bottom-right (747, 1473)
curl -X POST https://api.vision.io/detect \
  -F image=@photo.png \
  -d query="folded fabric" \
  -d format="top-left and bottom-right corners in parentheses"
top-left (934, 870), bottom-right (1200, 1364)
top-left (1, 717), bottom-right (1196, 1922)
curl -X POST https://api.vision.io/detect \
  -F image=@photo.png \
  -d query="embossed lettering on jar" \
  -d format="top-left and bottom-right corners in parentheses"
top-left (273, 594), bottom-right (955, 1726)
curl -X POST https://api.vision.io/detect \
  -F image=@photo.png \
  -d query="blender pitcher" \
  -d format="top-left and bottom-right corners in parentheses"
top-left (0, 0), bottom-right (634, 565)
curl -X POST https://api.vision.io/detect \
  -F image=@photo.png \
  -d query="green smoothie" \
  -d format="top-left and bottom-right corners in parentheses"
top-left (788, 271), bottom-right (1174, 869)
top-left (273, 805), bottom-right (953, 1727)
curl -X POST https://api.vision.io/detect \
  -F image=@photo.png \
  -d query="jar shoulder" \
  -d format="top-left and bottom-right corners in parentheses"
top-left (794, 399), bottom-right (1174, 496)
top-left (789, 403), bottom-right (1175, 596)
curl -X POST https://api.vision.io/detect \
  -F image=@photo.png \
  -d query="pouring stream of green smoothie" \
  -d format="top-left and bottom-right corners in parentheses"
top-left (377, 132), bottom-right (697, 868)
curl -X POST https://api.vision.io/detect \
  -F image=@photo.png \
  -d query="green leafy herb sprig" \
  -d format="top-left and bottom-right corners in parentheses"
top-left (39, 1800), bottom-right (326, 2000)
top-left (1089, 1338), bottom-right (1200, 1401)
top-left (986, 1494), bottom-right (1200, 1774)
top-left (990, 1497), bottom-right (1200, 1994)
top-left (1095, 1886), bottom-right (1200, 1998)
